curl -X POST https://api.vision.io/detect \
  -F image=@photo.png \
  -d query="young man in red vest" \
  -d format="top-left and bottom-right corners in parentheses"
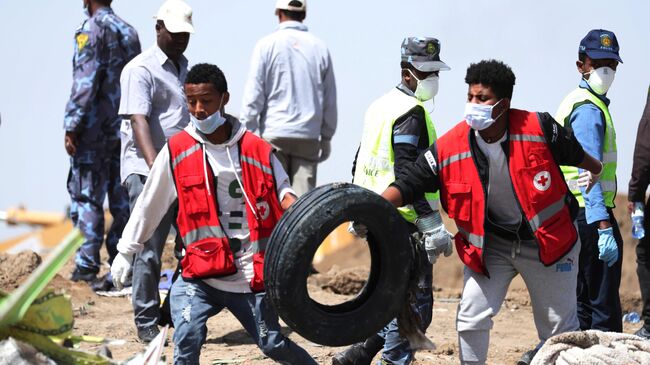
top-left (110, 63), bottom-right (317, 364)
top-left (380, 60), bottom-right (604, 365)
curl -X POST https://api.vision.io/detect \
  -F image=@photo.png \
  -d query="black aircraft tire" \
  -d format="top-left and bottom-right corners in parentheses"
top-left (264, 182), bottom-right (412, 346)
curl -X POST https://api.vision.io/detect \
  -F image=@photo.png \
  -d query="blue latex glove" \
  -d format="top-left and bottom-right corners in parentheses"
top-left (597, 227), bottom-right (618, 267)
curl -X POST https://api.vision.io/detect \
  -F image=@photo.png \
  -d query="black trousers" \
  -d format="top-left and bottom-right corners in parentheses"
top-left (637, 199), bottom-right (650, 331)
top-left (576, 208), bottom-right (623, 332)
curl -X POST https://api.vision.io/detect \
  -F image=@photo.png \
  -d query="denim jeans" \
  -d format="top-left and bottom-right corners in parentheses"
top-left (170, 276), bottom-right (317, 365)
top-left (125, 173), bottom-right (174, 330)
top-left (377, 288), bottom-right (433, 365)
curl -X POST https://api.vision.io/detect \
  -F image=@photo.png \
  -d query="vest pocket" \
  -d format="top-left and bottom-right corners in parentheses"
top-left (250, 252), bottom-right (265, 292)
top-left (453, 233), bottom-right (484, 274)
top-left (518, 161), bottom-right (556, 209)
top-left (179, 175), bottom-right (210, 215)
top-left (446, 183), bottom-right (471, 222)
top-left (534, 209), bottom-right (577, 265)
top-left (181, 239), bottom-right (237, 278)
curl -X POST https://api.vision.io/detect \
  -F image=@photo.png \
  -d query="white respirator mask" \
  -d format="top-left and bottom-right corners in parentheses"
top-left (406, 69), bottom-right (439, 101)
top-left (584, 66), bottom-right (616, 95)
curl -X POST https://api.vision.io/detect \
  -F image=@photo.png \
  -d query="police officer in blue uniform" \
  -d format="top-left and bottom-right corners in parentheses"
top-left (64, 0), bottom-right (141, 289)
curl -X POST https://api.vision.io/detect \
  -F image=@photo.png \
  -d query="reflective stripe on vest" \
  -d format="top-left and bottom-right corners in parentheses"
top-left (440, 151), bottom-right (472, 169)
top-left (353, 88), bottom-right (439, 222)
top-left (527, 196), bottom-right (566, 232)
top-left (183, 225), bottom-right (227, 246)
top-left (172, 143), bottom-right (202, 170)
top-left (242, 155), bottom-right (273, 176)
top-left (556, 88), bottom-right (617, 207)
top-left (457, 226), bottom-right (484, 249)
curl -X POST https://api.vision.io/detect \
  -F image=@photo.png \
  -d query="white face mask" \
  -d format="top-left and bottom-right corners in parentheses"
top-left (464, 99), bottom-right (504, 131)
top-left (406, 70), bottom-right (439, 101)
top-left (585, 66), bottom-right (616, 95)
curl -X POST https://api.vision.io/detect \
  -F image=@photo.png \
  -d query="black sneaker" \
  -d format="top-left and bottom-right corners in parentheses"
top-left (70, 266), bottom-right (98, 283)
top-left (137, 326), bottom-right (161, 344)
top-left (90, 278), bottom-right (114, 292)
top-left (635, 327), bottom-right (650, 340)
top-left (332, 343), bottom-right (372, 365)
top-left (517, 349), bottom-right (539, 365)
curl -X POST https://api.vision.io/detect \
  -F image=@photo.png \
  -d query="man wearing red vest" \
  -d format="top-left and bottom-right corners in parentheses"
top-left (110, 63), bottom-right (317, 364)
top-left (381, 60), bottom-right (603, 365)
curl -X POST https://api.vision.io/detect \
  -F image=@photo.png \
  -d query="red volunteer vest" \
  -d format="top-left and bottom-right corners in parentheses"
top-left (168, 130), bottom-right (284, 292)
top-left (437, 109), bottom-right (577, 275)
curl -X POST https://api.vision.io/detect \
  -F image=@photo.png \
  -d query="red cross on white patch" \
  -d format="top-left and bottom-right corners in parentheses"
top-left (533, 171), bottom-right (551, 192)
top-left (256, 201), bottom-right (270, 220)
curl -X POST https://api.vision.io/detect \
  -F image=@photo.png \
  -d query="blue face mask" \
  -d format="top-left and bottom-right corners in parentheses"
top-left (190, 96), bottom-right (227, 134)
top-left (190, 111), bottom-right (227, 134)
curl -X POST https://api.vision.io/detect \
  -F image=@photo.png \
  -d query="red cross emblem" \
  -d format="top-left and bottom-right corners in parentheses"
top-left (256, 201), bottom-right (270, 220)
top-left (533, 171), bottom-right (551, 191)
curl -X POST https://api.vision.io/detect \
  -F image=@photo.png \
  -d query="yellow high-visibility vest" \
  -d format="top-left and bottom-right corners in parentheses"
top-left (556, 87), bottom-right (617, 207)
top-left (353, 88), bottom-right (439, 222)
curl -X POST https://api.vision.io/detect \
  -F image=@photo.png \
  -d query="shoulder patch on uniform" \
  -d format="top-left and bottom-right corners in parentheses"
top-left (76, 33), bottom-right (89, 52)
top-left (424, 150), bottom-right (437, 175)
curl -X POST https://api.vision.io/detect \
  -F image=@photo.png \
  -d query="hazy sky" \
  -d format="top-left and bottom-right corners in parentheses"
top-left (1, 0), bottom-right (648, 240)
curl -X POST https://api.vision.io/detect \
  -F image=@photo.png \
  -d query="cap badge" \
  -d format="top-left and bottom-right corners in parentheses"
top-left (426, 42), bottom-right (437, 55)
top-left (600, 34), bottom-right (612, 48)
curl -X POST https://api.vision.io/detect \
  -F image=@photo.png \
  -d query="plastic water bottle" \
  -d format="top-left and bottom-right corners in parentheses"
top-left (623, 311), bottom-right (641, 324)
top-left (632, 202), bottom-right (645, 240)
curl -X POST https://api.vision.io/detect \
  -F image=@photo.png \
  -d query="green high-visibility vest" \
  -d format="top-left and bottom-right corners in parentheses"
top-left (353, 88), bottom-right (439, 222)
top-left (556, 87), bottom-right (617, 207)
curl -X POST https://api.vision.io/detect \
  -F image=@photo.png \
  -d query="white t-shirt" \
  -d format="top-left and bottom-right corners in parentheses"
top-left (475, 131), bottom-right (522, 229)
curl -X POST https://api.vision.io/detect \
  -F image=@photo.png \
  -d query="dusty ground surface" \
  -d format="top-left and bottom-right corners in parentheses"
top-left (1, 196), bottom-right (645, 364)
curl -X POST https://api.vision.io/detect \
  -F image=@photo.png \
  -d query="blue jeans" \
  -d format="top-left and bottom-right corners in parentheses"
top-left (125, 173), bottom-right (174, 330)
top-left (170, 276), bottom-right (317, 365)
top-left (377, 288), bottom-right (433, 365)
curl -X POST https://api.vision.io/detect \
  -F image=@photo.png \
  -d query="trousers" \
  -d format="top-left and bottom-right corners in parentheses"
top-left (264, 136), bottom-right (319, 196)
top-left (125, 173), bottom-right (175, 330)
top-left (170, 277), bottom-right (317, 364)
top-left (67, 144), bottom-right (129, 272)
top-left (637, 198), bottom-right (650, 331)
top-left (575, 208), bottom-right (623, 332)
top-left (456, 229), bottom-right (580, 364)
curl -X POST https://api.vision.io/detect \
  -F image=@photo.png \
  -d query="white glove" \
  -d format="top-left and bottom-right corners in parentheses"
top-left (347, 221), bottom-right (368, 239)
top-left (111, 252), bottom-right (134, 290)
top-left (577, 162), bottom-right (602, 194)
top-left (318, 139), bottom-right (331, 162)
top-left (416, 213), bottom-right (453, 264)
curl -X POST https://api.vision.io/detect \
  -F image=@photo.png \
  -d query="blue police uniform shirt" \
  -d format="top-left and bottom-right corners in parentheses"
top-left (570, 79), bottom-right (611, 224)
top-left (63, 7), bottom-right (141, 158)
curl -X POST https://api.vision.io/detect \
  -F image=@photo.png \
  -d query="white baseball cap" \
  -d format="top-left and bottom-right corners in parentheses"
top-left (155, 0), bottom-right (195, 34)
top-left (275, 0), bottom-right (306, 12)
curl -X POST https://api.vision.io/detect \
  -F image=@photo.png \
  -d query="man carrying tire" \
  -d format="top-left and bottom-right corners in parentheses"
top-left (110, 63), bottom-right (317, 364)
top-left (380, 60), bottom-right (604, 365)
top-left (334, 37), bottom-right (453, 365)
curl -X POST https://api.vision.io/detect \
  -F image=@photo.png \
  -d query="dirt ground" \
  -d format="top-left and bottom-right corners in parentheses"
top-left (1, 196), bottom-right (645, 364)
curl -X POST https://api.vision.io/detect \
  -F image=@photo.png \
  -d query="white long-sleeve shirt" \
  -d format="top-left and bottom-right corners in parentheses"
top-left (240, 21), bottom-right (337, 141)
top-left (117, 117), bottom-right (294, 293)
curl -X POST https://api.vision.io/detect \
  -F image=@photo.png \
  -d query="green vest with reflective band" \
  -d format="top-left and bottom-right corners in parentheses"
top-left (353, 87), bottom-right (439, 223)
top-left (556, 87), bottom-right (617, 207)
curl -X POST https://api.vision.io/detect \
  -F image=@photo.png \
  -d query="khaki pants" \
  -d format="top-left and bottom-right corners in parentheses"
top-left (264, 136), bottom-right (320, 197)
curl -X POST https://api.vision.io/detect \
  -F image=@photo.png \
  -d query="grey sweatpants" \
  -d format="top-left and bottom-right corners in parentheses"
top-left (456, 229), bottom-right (581, 364)
top-left (264, 136), bottom-right (320, 197)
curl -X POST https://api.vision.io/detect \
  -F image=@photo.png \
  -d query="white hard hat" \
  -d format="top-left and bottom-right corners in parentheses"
top-left (155, 0), bottom-right (195, 34)
top-left (275, 0), bottom-right (306, 12)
